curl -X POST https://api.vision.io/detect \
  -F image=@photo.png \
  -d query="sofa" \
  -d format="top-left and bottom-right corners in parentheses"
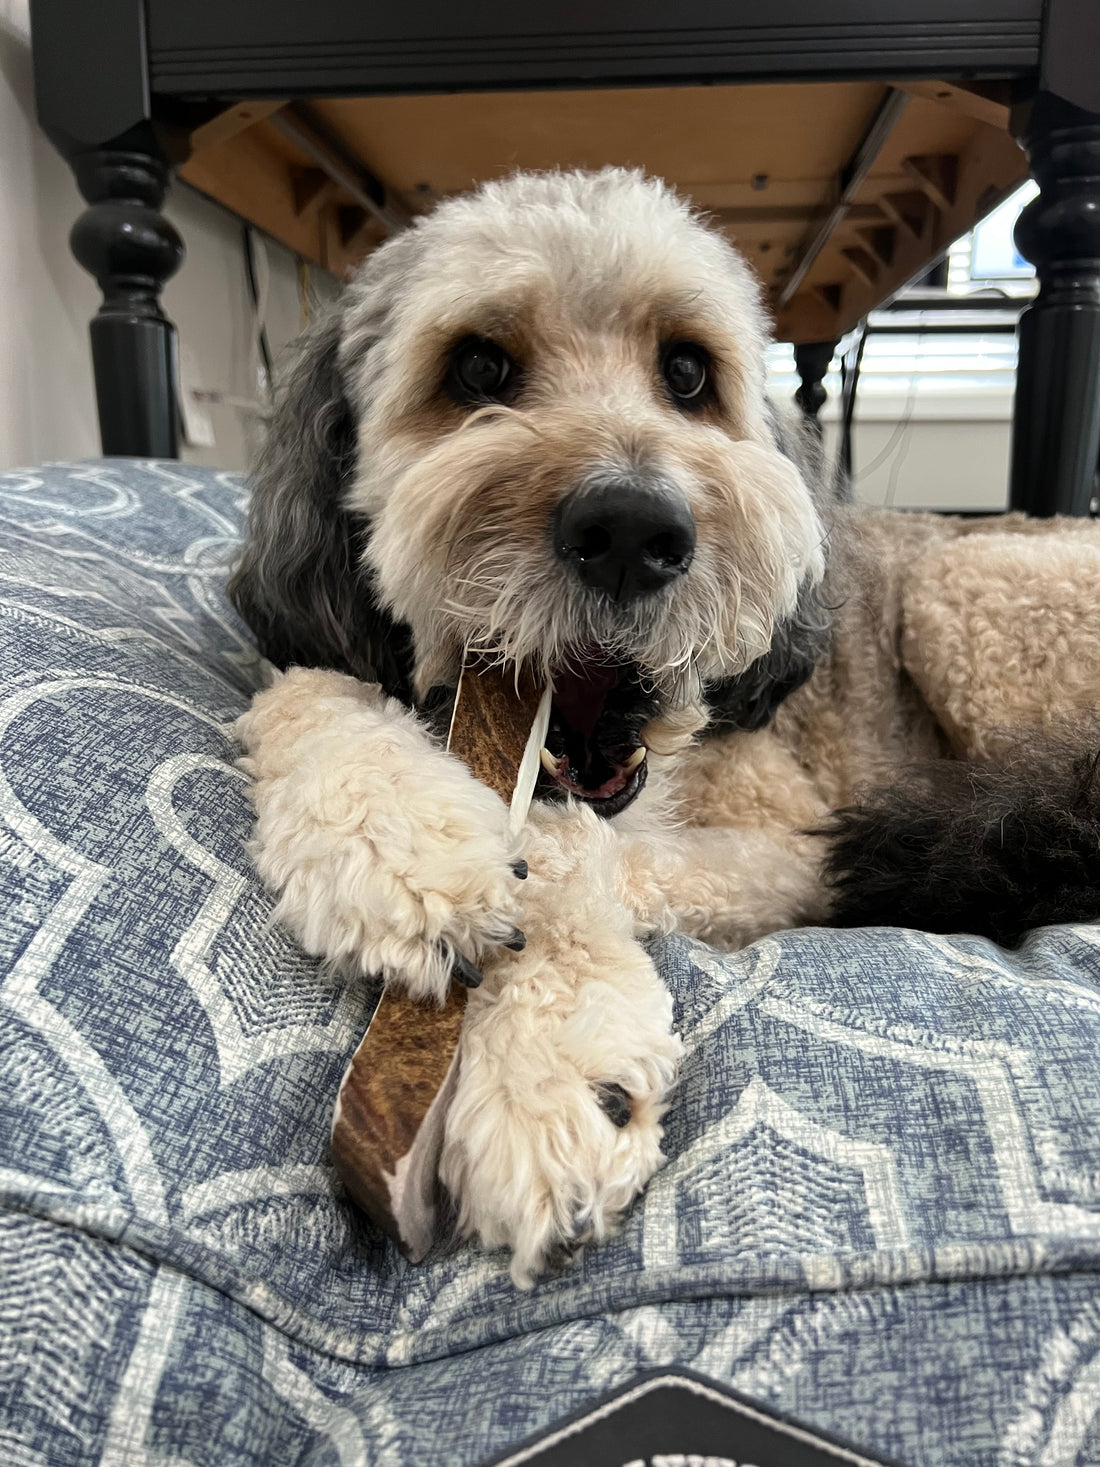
top-left (1, 459), bottom-right (1099, 1466)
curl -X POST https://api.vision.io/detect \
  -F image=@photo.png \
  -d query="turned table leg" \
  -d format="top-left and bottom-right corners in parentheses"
top-left (794, 340), bottom-right (837, 435)
top-left (1010, 93), bottom-right (1100, 517)
top-left (31, 0), bottom-right (186, 458)
top-left (69, 148), bottom-right (184, 458)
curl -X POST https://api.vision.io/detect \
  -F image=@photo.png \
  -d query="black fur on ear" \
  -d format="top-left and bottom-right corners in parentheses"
top-left (227, 307), bottom-right (416, 702)
top-left (702, 576), bottom-right (831, 735)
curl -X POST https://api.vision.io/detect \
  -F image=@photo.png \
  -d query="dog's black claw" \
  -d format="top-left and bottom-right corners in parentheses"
top-left (594, 1082), bottom-right (633, 1129)
top-left (503, 927), bottom-right (527, 952)
top-left (451, 951), bottom-right (483, 988)
top-left (512, 860), bottom-right (529, 880)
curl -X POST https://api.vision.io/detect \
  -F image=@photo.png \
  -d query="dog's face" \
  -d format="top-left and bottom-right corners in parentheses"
top-left (231, 170), bottom-right (827, 815)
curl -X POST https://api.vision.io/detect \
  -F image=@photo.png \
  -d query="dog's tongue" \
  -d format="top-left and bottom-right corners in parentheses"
top-left (552, 659), bottom-right (621, 738)
top-left (543, 655), bottom-right (648, 813)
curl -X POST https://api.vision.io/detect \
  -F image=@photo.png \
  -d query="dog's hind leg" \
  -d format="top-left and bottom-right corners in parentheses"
top-left (441, 802), bottom-right (682, 1287)
top-left (236, 666), bottom-right (527, 1002)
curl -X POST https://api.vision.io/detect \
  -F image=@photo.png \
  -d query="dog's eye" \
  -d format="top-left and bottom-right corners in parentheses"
top-left (451, 338), bottom-right (514, 402)
top-left (661, 343), bottom-right (709, 404)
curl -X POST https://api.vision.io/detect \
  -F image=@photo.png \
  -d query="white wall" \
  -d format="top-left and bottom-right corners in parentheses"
top-left (769, 339), bottom-right (1017, 512)
top-left (843, 407), bottom-right (1011, 512)
top-left (0, 0), bottom-right (327, 472)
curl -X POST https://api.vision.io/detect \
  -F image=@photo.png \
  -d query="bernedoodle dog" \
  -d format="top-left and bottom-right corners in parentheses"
top-left (229, 168), bottom-right (1100, 1285)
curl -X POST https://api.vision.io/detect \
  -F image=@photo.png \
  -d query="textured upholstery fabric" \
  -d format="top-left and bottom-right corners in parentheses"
top-left (1, 460), bottom-right (1100, 1466)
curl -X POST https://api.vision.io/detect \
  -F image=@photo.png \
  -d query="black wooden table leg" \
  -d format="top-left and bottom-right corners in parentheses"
top-left (794, 341), bottom-right (837, 434)
top-left (1009, 93), bottom-right (1100, 516)
top-left (69, 149), bottom-right (184, 458)
top-left (31, 0), bottom-right (187, 458)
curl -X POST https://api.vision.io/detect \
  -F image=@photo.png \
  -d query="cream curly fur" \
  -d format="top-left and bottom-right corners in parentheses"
top-left (237, 677), bottom-right (685, 1286)
top-left (442, 803), bottom-right (682, 1288)
top-left (233, 167), bottom-right (1100, 1287)
top-left (236, 669), bottom-right (523, 1003)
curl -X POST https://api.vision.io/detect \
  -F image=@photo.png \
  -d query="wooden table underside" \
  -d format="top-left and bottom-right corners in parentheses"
top-left (181, 80), bottom-right (1027, 344)
top-left (29, 0), bottom-right (1100, 511)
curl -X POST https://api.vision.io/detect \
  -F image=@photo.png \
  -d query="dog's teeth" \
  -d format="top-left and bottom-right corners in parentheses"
top-left (540, 747), bottom-right (561, 777)
top-left (623, 746), bottom-right (647, 772)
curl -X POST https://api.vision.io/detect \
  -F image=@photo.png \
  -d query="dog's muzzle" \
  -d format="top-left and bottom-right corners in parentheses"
top-left (552, 474), bottom-right (696, 602)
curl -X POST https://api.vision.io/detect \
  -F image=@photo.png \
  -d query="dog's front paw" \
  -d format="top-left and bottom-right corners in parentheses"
top-left (237, 667), bottom-right (526, 1002)
top-left (440, 924), bottom-right (681, 1286)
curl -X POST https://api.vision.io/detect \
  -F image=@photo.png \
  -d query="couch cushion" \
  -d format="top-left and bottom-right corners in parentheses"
top-left (1, 460), bottom-right (1100, 1466)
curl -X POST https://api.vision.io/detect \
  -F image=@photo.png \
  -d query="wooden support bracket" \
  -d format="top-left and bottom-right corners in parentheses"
top-left (337, 204), bottom-right (380, 254)
top-left (901, 154), bottom-right (959, 213)
top-left (841, 245), bottom-right (880, 287)
top-left (812, 282), bottom-right (844, 314)
top-left (893, 81), bottom-right (1011, 131)
top-left (189, 101), bottom-right (288, 154)
top-left (877, 190), bottom-right (937, 238)
top-left (858, 224), bottom-right (897, 268)
top-left (292, 168), bottom-right (341, 220)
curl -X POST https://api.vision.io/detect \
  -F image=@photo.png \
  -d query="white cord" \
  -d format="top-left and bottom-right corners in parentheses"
top-left (853, 329), bottom-right (923, 505)
top-left (244, 228), bottom-right (274, 406)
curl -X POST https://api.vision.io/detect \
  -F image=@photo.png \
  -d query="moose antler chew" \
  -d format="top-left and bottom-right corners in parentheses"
top-left (331, 658), bottom-right (550, 1260)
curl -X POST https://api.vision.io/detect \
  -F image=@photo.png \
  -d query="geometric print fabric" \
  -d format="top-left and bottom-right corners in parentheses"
top-left (0, 461), bottom-right (1099, 1465)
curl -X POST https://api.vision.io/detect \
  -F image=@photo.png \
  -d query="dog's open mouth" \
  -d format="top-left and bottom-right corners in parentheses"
top-left (536, 655), bottom-right (660, 817)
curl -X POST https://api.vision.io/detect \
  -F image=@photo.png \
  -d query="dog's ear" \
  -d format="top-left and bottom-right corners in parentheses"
top-left (227, 307), bottom-right (415, 700)
top-left (701, 393), bottom-right (834, 735)
top-left (702, 576), bottom-right (830, 735)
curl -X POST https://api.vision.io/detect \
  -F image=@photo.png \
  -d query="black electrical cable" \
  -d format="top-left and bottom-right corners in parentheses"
top-left (839, 319), bottom-right (869, 481)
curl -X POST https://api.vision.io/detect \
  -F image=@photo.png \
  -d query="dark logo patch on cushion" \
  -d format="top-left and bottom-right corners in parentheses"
top-left (481, 1369), bottom-right (903, 1467)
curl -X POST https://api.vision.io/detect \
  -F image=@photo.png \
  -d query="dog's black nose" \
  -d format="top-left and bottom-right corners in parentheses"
top-left (553, 477), bottom-right (696, 602)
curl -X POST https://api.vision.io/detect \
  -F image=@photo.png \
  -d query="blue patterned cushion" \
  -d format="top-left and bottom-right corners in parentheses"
top-left (1, 460), bottom-right (1100, 1467)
